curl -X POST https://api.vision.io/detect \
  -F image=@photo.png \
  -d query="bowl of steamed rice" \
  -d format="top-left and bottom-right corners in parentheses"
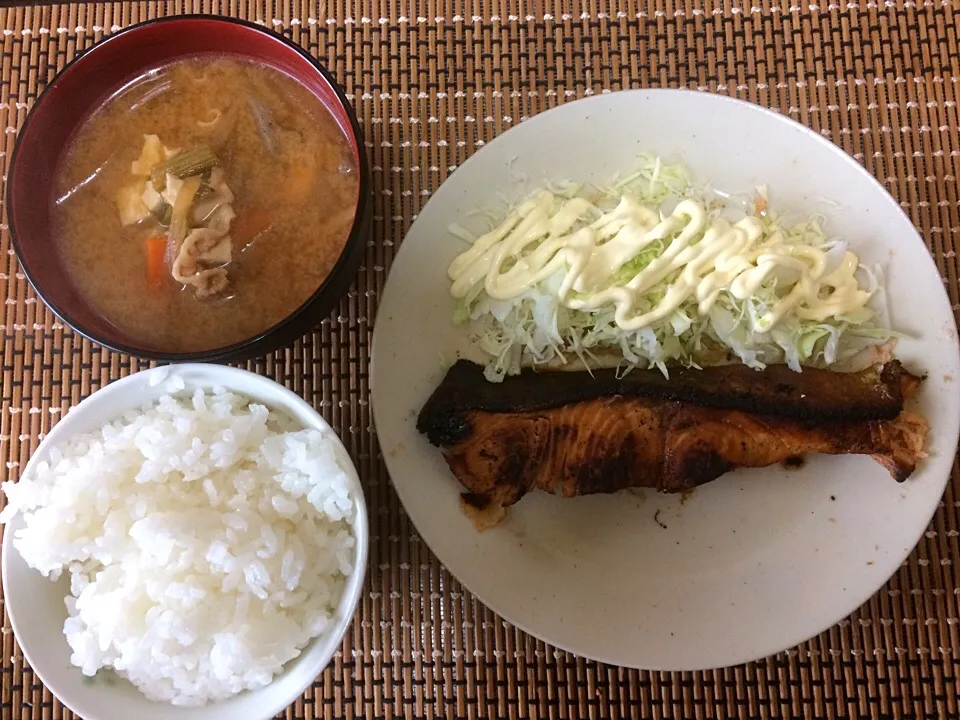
top-left (0, 364), bottom-right (368, 720)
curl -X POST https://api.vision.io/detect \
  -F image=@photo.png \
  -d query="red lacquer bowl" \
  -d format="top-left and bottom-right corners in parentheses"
top-left (7, 15), bottom-right (371, 362)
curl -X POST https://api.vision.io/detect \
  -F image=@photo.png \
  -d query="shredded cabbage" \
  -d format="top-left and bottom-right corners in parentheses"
top-left (450, 156), bottom-right (895, 382)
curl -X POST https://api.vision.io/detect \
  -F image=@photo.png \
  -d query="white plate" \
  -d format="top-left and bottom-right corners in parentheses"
top-left (370, 89), bottom-right (960, 670)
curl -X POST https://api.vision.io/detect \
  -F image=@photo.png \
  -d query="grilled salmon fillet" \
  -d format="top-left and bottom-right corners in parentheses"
top-left (416, 361), bottom-right (928, 527)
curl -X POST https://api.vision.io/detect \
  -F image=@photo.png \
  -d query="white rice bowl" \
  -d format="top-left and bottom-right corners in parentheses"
top-left (0, 381), bottom-right (358, 707)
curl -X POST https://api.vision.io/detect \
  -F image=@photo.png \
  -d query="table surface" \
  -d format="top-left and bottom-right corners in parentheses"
top-left (0, 2), bottom-right (958, 719)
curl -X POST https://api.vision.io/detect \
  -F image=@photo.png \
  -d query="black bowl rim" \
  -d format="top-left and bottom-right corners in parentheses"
top-left (7, 14), bottom-right (372, 364)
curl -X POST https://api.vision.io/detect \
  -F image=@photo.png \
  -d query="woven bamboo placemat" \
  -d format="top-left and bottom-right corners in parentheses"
top-left (0, 1), bottom-right (958, 718)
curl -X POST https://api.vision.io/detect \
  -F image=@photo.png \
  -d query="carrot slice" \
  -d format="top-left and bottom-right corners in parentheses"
top-left (233, 208), bottom-right (272, 246)
top-left (145, 235), bottom-right (168, 291)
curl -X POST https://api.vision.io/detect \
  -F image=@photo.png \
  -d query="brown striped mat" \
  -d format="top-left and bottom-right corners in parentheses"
top-left (1, 2), bottom-right (958, 719)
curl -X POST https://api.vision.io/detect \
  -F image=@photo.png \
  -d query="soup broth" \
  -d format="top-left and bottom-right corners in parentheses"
top-left (53, 56), bottom-right (359, 352)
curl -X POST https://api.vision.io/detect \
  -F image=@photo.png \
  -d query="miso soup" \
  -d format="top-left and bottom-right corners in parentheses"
top-left (52, 56), bottom-right (359, 352)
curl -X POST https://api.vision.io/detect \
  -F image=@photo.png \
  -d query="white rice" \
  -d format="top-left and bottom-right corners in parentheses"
top-left (0, 386), bottom-right (357, 706)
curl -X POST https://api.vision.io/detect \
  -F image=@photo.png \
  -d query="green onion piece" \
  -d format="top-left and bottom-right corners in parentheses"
top-left (169, 176), bottom-right (202, 246)
top-left (151, 146), bottom-right (218, 191)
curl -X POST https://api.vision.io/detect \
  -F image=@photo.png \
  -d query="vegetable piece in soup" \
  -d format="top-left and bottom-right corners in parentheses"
top-left (52, 56), bottom-right (359, 352)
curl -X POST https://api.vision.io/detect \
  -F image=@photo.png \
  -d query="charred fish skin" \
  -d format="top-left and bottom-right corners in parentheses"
top-left (417, 407), bottom-right (474, 446)
top-left (417, 360), bottom-right (911, 441)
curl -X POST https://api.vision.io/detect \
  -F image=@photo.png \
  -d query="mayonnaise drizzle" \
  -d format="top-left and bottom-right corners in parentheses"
top-left (448, 190), bottom-right (871, 334)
